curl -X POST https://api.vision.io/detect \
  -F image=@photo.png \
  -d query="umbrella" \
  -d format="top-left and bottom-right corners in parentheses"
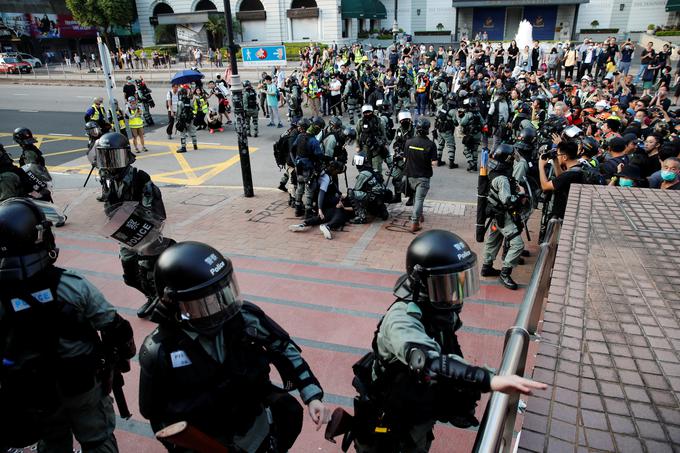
top-left (170, 69), bottom-right (204, 85)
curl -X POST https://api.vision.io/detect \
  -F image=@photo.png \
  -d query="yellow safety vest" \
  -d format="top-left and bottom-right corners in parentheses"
top-left (112, 109), bottom-right (126, 130)
top-left (90, 103), bottom-right (105, 121)
top-left (128, 106), bottom-right (144, 128)
top-left (193, 98), bottom-right (208, 115)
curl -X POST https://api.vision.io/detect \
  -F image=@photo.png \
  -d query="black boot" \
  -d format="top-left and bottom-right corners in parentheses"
top-left (177, 146), bottom-right (187, 153)
top-left (304, 208), bottom-right (315, 220)
top-left (193, 143), bottom-right (198, 150)
top-left (517, 257), bottom-right (525, 265)
top-left (294, 204), bottom-right (304, 217)
top-left (278, 182), bottom-right (288, 192)
top-left (392, 192), bottom-right (402, 203)
top-left (481, 263), bottom-right (501, 277)
top-left (521, 250), bottom-right (531, 257)
top-left (499, 267), bottom-right (518, 290)
top-left (437, 159), bottom-right (446, 167)
top-left (448, 160), bottom-right (459, 169)
top-left (405, 196), bottom-right (414, 206)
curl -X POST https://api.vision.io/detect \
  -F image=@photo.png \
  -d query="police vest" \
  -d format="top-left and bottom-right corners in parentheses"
top-left (139, 302), bottom-right (299, 438)
top-left (0, 268), bottom-right (101, 420)
top-left (246, 89), bottom-right (258, 109)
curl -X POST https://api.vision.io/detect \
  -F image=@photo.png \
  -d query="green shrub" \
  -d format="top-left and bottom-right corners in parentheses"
top-left (648, 23), bottom-right (656, 30)
top-left (656, 30), bottom-right (680, 36)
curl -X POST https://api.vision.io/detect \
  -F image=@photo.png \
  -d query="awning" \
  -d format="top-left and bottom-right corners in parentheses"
top-left (667, 0), bottom-right (680, 11)
top-left (342, 0), bottom-right (387, 19)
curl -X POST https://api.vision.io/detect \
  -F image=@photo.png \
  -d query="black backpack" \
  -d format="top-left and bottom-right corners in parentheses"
top-left (572, 162), bottom-right (605, 185)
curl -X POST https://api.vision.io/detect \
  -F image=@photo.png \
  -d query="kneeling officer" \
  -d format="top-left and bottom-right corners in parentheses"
top-left (326, 230), bottom-right (545, 452)
top-left (139, 241), bottom-right (330, 452)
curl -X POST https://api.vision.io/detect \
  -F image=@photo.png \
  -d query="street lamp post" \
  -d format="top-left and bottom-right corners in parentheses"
top-left (392, 20), bottom-right (398, 45)
top-left (222, 0), bottom-right (254, 197)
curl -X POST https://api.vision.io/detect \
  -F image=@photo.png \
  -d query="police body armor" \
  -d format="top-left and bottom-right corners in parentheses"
top-left (246, 89), bottom-right (258, 110)
top-left (350, 277), bottom-right (481, 443)
top-left (436, 109), bottom-right (455, 133)
top-left (393, 126), bottom-right (415, 156)
top-left (325, 129), bottom-right (348, 164)
top-left (463, 113), bottom-right (482, 136)
top-left (140, 302), bottom-right (303, 442)
top-left (0, 268), bottom-right (102, 447)
top-left (360, 116), bottom-right (387, 160)
top-left (103, 166), bottom-right (166, 220)
top-left (485, 169), bottom-right (523, 233)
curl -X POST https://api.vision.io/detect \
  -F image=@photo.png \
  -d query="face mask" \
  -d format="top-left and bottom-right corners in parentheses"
top-left (619, 178), bottom-right (635, 187)
top-left (661, 170), bottom-right (678, 182)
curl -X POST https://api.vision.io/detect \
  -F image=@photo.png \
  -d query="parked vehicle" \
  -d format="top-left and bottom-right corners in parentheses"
top-left (0, 55), bottom-right (33, 73)
top-left (16, 53), bottom-right (42, 68)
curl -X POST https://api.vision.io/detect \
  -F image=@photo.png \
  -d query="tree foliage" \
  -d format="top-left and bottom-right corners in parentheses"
top-left (65, 0), bottom-right (136, 44)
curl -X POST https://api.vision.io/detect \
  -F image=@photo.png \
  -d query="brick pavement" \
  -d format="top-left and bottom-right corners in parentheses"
top-left (13, 185), bottom-right (540, 452)
top-left (518, 185), bottom-right (680, 453)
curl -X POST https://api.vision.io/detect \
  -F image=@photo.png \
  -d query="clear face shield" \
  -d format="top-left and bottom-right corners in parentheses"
top-left (100, 202), bottom-right (166, 255)
top-left (422, 257), bottom-right (480, 310)
top-left (178, 274), bottom-right (243, 335)
top-left (95, 146), bottom-right (133, 170)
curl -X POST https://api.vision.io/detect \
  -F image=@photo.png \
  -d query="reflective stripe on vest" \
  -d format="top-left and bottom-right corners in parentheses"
top-left (90, 104), bottom-right (104, 121)
top-left (128, 108), bottom-right (144, 128)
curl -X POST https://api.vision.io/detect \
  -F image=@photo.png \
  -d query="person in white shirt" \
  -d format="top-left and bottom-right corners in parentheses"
top-left (329, 74), bottom-right (343, 115)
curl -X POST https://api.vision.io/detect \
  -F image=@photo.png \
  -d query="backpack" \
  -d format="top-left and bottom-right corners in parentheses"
top-left (179, 100), bottom-right (194, 123)
top-left (273, 130), bottom-right (296, 167)
top-left (246, 90), bottom-right (258, 109)
top-left (572, 162), bottom-right (605, 185)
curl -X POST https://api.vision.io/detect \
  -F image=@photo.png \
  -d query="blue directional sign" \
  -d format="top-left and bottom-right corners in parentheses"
top-left (241, 46), bottom-right (287, 67)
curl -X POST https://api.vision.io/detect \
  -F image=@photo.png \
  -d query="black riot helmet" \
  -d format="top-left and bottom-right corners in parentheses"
top-left (312, 116), bottom-right (326, 130)
top-left (518, 127), bottom-right (536, 145)
top-left (580, 136), bottom-right (600, 158)
top-left (466, 98), bottom-right (478, 110)
top-left (415, 118), bottom-right (431, 137)
top-left (85, 121), bottom-right (102, 140)
top-left (243, 80), bottom-right (252, 88)
top-left (13, 127), bottom-right (37, 146)
top-left (96, 132), bottom-right (135, 170)
top-left (0, 198), bottom-right (58, 282)
top-left (329, 116), bottom-right (343, 129)
top-left (404, 230), bottom-right (479, 310)
top-left (155, 241), bottom-right (243, 336)
top-left (446, 92), bottom-right (458, 106)
top-left (298, 118), bottom-right (312, 132)
top-left (491, 143), bottom-right (515, 164)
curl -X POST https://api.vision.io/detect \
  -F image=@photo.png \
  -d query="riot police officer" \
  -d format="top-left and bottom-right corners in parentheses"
top-left (512, 127), bottom-right (537, 182)
top-left (0, 198), bottom-right (135, 453)
top-left (285, 76), bottom-right (303, 126)
top-left (322, 116), bottom-right (349, 187)
top-left (175, 87), bottom-right (198, 153)
top-left (85, 121), bottom-right (108, 202)
top-left (356, 105), bottom-right (388, 173)
top-left (326, 230), bottom-right (545, 452)
top-left (243, 80), bottom-right (259, 138)
top-left (404, 118), bottom-right (438, 233)
top-left (293, 119), bottom-right (324, 218)
top-left (13, 127), bottom-right (53, 203)
top-left (274, 119), bottom-right (300, 198)
top-left (139, 241), bottom-right (330, 451)
top-left (97, 132), bottom-right (168, 316)
top-left (435, 94), bottom-right (459, 169)
top-left (0, 144), bottom-right (31, 202)
top-left (386, 111), bottom-right (415, 203)
top-left (459, 98), bottom-right (485, 172)
top-left (393, 72), bottom-right (413, 117)
top-left (481, 144), bottom-right (527, 290)
top-left (430, 72), bottom-right (448, 114)
top-left (347, 152), bottom-right (390, 224)
top-left (343, 72), bottom-right (363, 125)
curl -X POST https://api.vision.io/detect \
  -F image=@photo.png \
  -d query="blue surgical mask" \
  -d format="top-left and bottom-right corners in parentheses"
top-left (661, 170), bottom-right (678, 182)
top-left (619, 178), bottom-right (635, 187)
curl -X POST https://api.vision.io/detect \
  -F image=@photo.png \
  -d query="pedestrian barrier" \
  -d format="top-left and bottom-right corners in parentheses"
top-left (472, 218), bottom-right (562, 453)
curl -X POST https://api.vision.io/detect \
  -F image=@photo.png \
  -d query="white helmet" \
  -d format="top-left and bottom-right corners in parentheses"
top-left (397, 111), bottom-right (412, 122)
top-left (376, 99), bottom-right (384, 107)
top-left (595, 100), bottom-right (609, 111)
top-left (361, 104), bottom-right (374, 114)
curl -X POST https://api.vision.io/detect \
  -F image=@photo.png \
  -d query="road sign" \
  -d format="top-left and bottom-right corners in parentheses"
top-left (241, 46), bottom-right (287, 67)
top-left (114, 36), bottom-right (121, 50)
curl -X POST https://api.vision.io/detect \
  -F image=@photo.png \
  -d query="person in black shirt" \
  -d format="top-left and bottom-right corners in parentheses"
top-left (636, 133), bottom-right (663, 177)
top-left (599, 137), bottom-right (629, 182)
top-left (404, 118), bottom-right (438, 233)
top-left (538, 141), bottom-right (584, 220)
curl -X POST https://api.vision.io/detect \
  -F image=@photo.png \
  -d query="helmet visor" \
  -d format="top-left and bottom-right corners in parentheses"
top-left (179, 275), bottom-right (243, 334)
top-left (96, 147), bottom-right (131, 169)
top-left (425, 259), bottom-right (480, 309)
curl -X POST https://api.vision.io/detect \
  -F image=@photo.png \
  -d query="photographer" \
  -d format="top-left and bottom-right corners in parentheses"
top-left (538, 140), bottom-right (583, 220)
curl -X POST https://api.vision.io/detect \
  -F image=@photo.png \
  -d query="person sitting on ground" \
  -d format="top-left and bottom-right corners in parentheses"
top-left (206, 107), bottom-right (224, 134)
top-left (288, 161), bottom-right (348, 240)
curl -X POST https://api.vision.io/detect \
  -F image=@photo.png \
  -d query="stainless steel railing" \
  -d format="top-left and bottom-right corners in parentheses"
top-left (472, 218), bottom-right (562, 453)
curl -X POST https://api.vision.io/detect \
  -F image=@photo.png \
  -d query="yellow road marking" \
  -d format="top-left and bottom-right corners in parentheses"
top-left (171, 146), bottom-right (198, 180)
top-left (43, 147), bottom-right (88, 157)
top-left (2, 133), bottom-right (244, 150)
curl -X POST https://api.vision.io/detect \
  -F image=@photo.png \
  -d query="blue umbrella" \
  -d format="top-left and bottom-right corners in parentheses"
top-left (170, 69), bottom-right (205, 85)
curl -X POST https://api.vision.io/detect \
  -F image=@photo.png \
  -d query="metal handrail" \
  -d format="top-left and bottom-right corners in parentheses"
top-left (472, 218), bottom-right (562, 453)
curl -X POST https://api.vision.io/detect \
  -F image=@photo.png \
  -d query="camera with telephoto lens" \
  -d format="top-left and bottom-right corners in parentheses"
top-left (541, 149), bottom-right (558, 161)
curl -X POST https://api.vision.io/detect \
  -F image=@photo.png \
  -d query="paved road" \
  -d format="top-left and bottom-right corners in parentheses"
top-left (0, 84), bottom-right (479, 202)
